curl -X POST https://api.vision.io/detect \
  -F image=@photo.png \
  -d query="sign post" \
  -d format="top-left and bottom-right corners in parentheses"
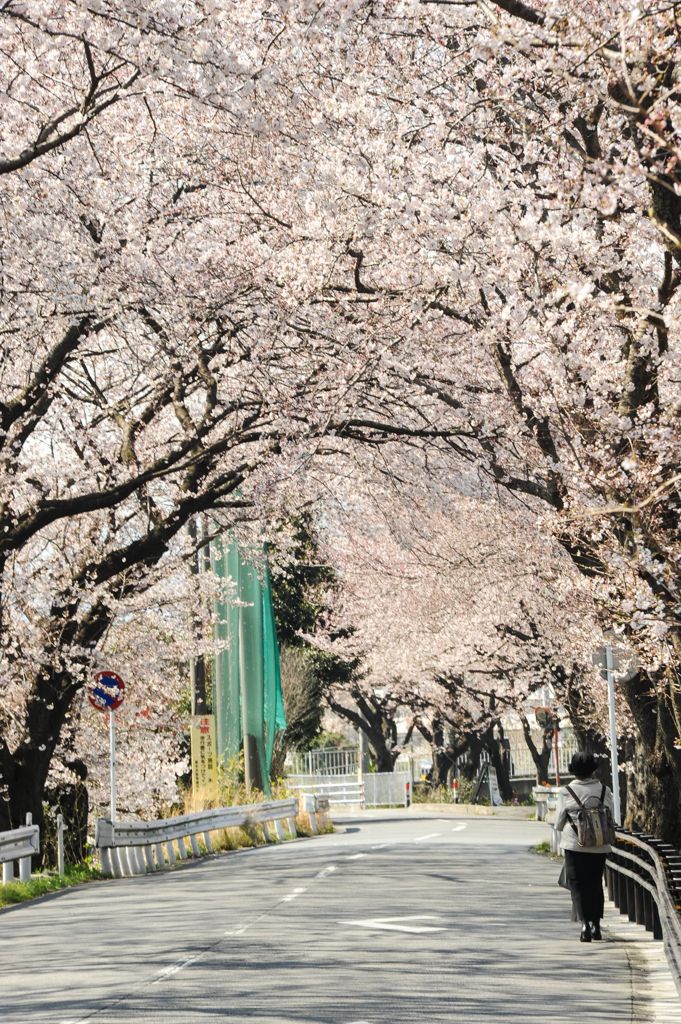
top-left (593, 645), bottom-right (623, 826)
top-left (471, 763), bottom-right (503, 806)
top-left (605, 645), bottom-right (622, 825)
top-left (190, 714), bottom-right (218, 801)
top-left (88, 671), bottom-right (125, 823)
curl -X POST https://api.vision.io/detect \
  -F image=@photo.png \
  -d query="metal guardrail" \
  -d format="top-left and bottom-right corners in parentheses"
top-left (0, 818), bottom-right (40, 884)
top-left (95, 798), bottom-right (299, 878)
top-left (606, 830), bottom-right (681, 997)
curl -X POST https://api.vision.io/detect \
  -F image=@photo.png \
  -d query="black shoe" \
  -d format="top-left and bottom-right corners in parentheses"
top-left (590, 922), bottom-right (602, 940)
top-left (580, 924), bottom-right (592, 942)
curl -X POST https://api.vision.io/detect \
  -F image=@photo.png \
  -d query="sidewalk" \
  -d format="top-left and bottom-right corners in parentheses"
top-left (603, 905), bottom-right (680, 1024)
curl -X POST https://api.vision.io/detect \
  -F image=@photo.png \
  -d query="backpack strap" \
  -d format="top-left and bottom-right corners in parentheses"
top-left (565, 785), bottom-right (584, 808)
top-left (600, 784), bottom-right (606, 805)
top-left (564, 785), bottom-right (583, 835)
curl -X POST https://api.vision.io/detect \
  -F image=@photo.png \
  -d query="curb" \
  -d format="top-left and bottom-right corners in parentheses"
top-left (411, 802), bottom-right (535, 819)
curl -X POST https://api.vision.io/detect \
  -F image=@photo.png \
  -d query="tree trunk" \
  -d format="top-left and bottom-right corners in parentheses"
top-left (481, 723), bottom-right (513, 802)
top-left (519, 714), bottom-right (553, 785)
top-left (620, 671), bottom-right (681, 845)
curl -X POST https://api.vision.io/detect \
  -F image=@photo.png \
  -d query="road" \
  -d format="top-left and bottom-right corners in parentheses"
top-left (0, 811), bottom-right (656, 1023)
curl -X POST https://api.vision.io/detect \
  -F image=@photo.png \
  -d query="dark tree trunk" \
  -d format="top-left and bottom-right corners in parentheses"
top-left (620, 670), bottom-right (681, 846)
top-left (0, 667), bottom-right (81, 870)
top-left (459, 734), bottom-right (483, 781)
top-left (519, 714), bottom-right (553, 785)
top-left (481, 722), bottom-right (513, 802)
top-left (326, 692), bottom-right (401, 774)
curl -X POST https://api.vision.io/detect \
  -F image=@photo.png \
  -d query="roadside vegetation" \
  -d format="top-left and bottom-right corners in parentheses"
top-left (0, 863), bottom-right (104, 909)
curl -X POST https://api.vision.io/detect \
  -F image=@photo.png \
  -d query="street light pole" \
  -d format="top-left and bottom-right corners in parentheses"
top-left (605, 644), bottom-right (622, 825)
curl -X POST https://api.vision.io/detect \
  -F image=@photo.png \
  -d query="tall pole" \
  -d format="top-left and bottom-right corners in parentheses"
top-left (358, 727), bottom-right (366, 783)
top-left (605, 644), bottom-right (622, 825)
top-left (553, 722), bottom-right (560, 786)
top-left (109, 709), bottom-right (117, 823)
top-left (188, 515), bottom-right (209, 718)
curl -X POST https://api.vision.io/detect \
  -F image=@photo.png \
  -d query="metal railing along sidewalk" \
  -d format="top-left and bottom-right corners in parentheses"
top-left (605, 829), bottom-right (681, 997)
top-left (550, 820), bottom-right (681, 999)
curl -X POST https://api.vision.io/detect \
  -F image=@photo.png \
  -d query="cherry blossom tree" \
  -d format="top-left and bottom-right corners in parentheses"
top-left (1, 0), bottom-right (679, 845)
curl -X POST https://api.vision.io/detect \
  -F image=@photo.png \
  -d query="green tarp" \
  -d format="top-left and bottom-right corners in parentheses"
top-left (211, 538), bottom-right (286, 794)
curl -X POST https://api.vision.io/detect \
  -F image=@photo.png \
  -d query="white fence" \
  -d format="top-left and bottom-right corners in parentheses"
top-left (507, 728), bottom-right (580, 779)
top-left (288, 748), bottom-right (358, 776)
top-left (288, 772), bottom-right (411, 808)
top-left (0, 818), bottom-right (40, 884)
top-left (95, 798), bottom-right (298, 878)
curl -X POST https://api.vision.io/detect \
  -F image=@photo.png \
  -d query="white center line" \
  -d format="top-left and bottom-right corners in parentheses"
top-left (452, 823), bottom-right (467, 832)
top-left (371, 843), bottom-right (388, 849)
top-left (346, 853), bottom-right (367, 860)
top-left (315, 864), bottom-right (337, 879)
top-left (152, 954), bottom-right (201, 985)
top-left (414, 832), bottom-right (441, 843)
top-left (281, 886), bottom-right (308, 902)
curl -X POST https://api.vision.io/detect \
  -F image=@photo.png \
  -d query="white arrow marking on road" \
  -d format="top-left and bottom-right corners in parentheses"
top-left (344, 915), bottom-right (445, 934)
top-left (413, 832), bottom-right (441, 842)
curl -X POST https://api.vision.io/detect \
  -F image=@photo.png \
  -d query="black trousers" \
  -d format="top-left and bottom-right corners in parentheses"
top-left (564, 849), bottom-right (606, 923)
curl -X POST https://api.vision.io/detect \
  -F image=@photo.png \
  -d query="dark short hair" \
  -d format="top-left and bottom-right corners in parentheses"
top-left (569, 751), bottom-right (598, 779)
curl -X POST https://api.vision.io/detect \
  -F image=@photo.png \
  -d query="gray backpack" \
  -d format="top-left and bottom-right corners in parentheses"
top-left (565, 784), bottom-right (616, 847)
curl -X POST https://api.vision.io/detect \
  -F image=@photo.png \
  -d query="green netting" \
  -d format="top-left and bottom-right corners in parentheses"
top-left (211, 537), bottom-right (285, 794)
top-left (263, 558), bottom-right (287, 773)
top-left (211, 538), bottom-right (241, 765)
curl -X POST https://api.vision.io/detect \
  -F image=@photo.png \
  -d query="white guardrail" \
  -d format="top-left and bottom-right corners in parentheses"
top-left (0, 816), bottom-right (40, 884)
top-left (95, 798), bottom-right (300, 878)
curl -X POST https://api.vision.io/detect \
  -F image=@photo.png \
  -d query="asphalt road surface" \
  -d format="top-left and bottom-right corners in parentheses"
top-left (0, 812), bottom-right (647, 1023)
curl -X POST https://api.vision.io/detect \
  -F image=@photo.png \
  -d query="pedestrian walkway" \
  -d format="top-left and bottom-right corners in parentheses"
top-left (603, 907), bottom-right (680, 1023)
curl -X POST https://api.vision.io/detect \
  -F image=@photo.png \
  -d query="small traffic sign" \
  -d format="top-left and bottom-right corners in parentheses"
top-left (89, 671), bottom-right (125, 712)
top-left (534, 705), bottom-right (553, 728)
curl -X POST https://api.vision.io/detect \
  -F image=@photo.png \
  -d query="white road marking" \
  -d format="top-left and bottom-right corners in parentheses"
top-left (346, 853), bottom-right (367, 859)
top-left (152, 954), bottom-right (201, 984)
top-left (281, 886), bottom-right (308, 902)
top-left (451, 823), bottom-right (467, 832)
top-left (371, 843), bottom-right (388, 849)
top-left (413, 832), bottom-right (441, 842)
top-left (344, 915), bottom-right (446, 934)
top-left (315, 864), bottom-right (337, 879)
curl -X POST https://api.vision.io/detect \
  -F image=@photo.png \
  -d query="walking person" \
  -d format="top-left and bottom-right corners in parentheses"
top-left (555, 751), bottom-right (616, 943)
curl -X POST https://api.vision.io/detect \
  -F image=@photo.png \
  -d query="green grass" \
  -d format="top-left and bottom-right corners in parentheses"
top-left (0, 863), bottom-right (104, 908)
top-left (532, 840), bottom-right (561, 859)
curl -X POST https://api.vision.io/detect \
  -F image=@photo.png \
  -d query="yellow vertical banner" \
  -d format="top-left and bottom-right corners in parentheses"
top-left (190, 714), bottom-right (218, 801)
